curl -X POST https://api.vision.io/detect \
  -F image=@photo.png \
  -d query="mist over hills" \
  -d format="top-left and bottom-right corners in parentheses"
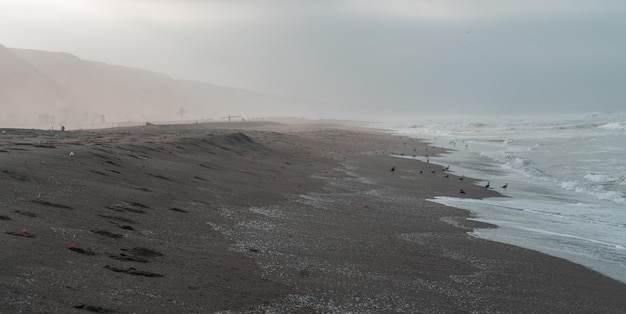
top-left (0, 44), bottom-right (323, 128)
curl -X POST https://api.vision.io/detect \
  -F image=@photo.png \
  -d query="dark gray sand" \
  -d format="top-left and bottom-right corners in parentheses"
top-left (1, 122), bottom-right (625, 313)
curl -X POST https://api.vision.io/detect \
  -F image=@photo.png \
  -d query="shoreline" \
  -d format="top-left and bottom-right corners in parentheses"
top-left (1, 122), bottom-right (625, 312)
top-left (391, 129), bottom-right (626, 285)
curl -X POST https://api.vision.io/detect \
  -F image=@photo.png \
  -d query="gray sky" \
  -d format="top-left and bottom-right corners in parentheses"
top-left (2, 0), bottom-right (625, 119)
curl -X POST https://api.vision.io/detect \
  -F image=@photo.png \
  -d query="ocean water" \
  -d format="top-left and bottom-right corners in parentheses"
top-left (381, 112), bottom-right (626, 283)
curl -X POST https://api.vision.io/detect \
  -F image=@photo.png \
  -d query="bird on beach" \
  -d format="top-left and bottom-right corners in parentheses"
top-left (419, 169), bottom-right (424, 174)
top-left (460, 189), bottom-right (466, 195)
top-left (390, 166), bottom-right (395, 172)
top-left (444, 174), bottom-right (450, 179)
top-left (485, 182), bottom-right (490, 189)
top-left (502, 183), bottom-right (508, 189)
top-left (459, 175), bottom-right (465, 181)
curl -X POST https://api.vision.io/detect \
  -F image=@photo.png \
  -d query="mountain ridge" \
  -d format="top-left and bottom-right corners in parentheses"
top-left (1, 45), bottom-right (323, 128)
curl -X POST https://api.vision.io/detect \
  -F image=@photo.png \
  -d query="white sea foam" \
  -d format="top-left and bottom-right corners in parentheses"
top-left (559, 180), bottom-right (626, 205)
top-left (597, 122), bottom-right (626, 130)
top-left (583, 172), bottom-right (614, 183)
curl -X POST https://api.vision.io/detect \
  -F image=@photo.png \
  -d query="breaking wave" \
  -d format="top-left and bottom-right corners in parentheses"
top-left (597, 122), bottom-right (626, 130)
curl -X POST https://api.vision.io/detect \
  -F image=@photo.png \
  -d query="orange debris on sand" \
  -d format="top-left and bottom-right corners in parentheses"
top-left (21, 228), bottom-right (28, 235)
top-left (67, 243), bottom-right (76, 249)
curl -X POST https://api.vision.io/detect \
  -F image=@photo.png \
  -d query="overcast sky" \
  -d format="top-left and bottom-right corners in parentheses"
top-left (1, 0), bottom-right (625, 119)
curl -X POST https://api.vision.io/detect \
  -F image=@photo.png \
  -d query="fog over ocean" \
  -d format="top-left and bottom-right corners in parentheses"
top-left (384, 112), bottom-right (626, 283)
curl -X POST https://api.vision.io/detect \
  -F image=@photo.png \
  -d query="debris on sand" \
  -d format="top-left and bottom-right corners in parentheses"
top-left (103, 265), bottom-right (163, 277)
top-left (30, 199), bottom-right (74, 210)
top-left (5, 230), bottom-right (35, 238)
top-left (67, 243), bottom-right (96, 255)
top-left (90, 229), bottom-right (123, 239)
top-left (73, 304), bottom-right (116, 313)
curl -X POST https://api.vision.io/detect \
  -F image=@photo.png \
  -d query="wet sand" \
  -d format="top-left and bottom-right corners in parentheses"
top-left (1, 121), bottom-right (625, 313)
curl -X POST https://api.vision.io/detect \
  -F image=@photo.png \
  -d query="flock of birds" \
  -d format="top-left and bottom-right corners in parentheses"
top-left (391, 164), bottom-right (508, 196)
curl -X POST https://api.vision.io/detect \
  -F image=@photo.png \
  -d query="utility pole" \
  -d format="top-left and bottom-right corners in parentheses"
top-left (177, 107), bottom-right (187, 121)
top-left (221, 114), bottom-right (241, 122)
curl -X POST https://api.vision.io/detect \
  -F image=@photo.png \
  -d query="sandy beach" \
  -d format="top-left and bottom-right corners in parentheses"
top-left (1, 121), bottom-right (625, 313)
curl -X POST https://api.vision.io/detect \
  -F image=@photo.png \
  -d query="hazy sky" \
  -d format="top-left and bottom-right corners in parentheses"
top-left (2, 0), bottom-right (626, 118)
